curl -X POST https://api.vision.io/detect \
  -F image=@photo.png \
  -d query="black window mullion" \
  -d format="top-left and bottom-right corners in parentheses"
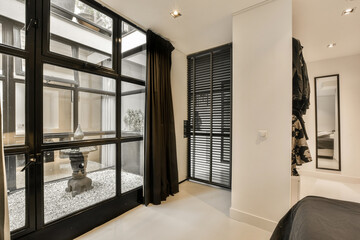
top-left (4, 145), bottom-right (31, 155)
top-left (40, 55), bottom-right (118, 79)
top-left (121, 88), bottom-right (145, 97)
top-left (122, 44), bottom-right (146, 59)
top-left (0, 45), bottom-right (29, 59)
top-left (112, 15), bottom-right (119, 73)
top-left (121, 136), bottom-right (143, 143)
top-left (120, 75), bottom-right (145, 86)
top-left (35, 0), bottom-right (46, 230)
top-left (40, 138), bottom-right (119, 151)
top-left (116, 17), bottom-right (122, 196)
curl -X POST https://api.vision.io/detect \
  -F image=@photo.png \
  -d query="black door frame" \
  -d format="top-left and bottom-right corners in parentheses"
top-left (187, 44), bottom-right (232, 189)
top-left (0, 0), bottom-right (37, 237)
top-left (0, 0), bottom-right (147, 239)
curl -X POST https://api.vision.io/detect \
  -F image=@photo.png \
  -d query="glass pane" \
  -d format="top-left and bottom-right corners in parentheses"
top-left (49, 0), bottom-right (113, 67)
top-left (0, 23), bottom-right (2, 46)
top-left (79, 92), bottom-right (115, 137)
top-left (43, 64), bottom-right (116, 142)
top-left (43, 64), bottom-right (77, 87)
top-left (121, 22), bottom-right (146, 81)
top-left (78, 71), bottom-right (115, 92)
top-left (0, 0), bottom-right (26, 49)
top-left (43, 144), bottom-right (116, 223)
top-left (0, 53), bottom-right (26, 146)
top-left (15, 83), bottom-right (25, 136)
top-left (6, 154), bottom-right (26, 231)
top-left (43, 87), bottom-right (74, 142)
top-left (121, 82), bottom-right (145, 137)
top-left (121, 141), bottom-right (144, 193)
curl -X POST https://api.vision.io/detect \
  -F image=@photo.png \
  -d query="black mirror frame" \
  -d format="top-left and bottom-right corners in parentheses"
top-left (314, 74), bottom-right (341, 171)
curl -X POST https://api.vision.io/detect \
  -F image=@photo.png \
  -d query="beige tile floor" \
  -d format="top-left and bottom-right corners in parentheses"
top-left (76, 181), bottom-right (271, 240)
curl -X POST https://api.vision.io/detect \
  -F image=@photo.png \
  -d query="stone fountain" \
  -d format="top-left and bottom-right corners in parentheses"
top-left (60, 125), bottom-right (97, 197)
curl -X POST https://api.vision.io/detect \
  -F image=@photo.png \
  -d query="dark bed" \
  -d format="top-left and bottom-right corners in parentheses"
top-left (317, 134), bottom-right (334, 149)
top-left (271, 196), bottom-right (360, 240)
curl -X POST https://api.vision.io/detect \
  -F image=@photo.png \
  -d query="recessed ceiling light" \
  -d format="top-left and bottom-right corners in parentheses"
top-left (327, 43), bottom-right (336, 48)
top-left (342, 7), bottom-right (356, 15)
top-left (170, 10), bottom-right (182, 18)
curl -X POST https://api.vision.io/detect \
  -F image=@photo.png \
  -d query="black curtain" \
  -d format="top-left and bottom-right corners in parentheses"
top-left (144, 30), bottom-right (179, 205)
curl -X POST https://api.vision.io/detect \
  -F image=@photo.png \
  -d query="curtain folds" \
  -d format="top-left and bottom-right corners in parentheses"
top-left (0, 104), bottom-right (10, 239)
top-left (144, 30), bottom-right (179, 205)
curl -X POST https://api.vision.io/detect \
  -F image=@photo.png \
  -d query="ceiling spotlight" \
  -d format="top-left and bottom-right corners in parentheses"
top-left (170, 10), bottom-right (182, 18)
top-left (327, 43), bottom-right (336, 48)
top-left (342, 7), bottom-right (356, 15)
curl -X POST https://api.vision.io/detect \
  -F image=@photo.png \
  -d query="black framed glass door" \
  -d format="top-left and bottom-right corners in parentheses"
top-left (1, 0), bottom-right (147, 238)
top-left (187, 44), bottom-right (232, 189)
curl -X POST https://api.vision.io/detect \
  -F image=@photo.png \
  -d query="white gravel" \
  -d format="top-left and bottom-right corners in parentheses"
top-left (8, 169), bottom-right (143, 231)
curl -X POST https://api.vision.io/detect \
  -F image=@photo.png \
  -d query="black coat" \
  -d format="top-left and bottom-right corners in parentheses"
top-left (292, 38), bottom-right (310, 115)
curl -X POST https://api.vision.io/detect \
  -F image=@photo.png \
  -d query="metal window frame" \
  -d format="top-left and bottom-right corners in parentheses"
top-left (0, 0), bottom-right (148, 239)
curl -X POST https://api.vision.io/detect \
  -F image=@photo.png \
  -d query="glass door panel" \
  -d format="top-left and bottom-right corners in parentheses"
top-left (0, 53), bottom-right (26, 146)
top-left (0, 52), bottom-right (30, 235)
top-left (121, 141), bottom-right (143, 193)
top-left (5, 154), bottom-right (26, 231)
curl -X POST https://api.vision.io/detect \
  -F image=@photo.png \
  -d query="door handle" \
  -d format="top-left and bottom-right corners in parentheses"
top-left (21, 157), bottom-right (36, 172)
top-left (26, 18), bottom-right (38, 32)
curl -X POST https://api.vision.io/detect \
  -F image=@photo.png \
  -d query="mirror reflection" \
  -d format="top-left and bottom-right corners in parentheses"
top-left (315, 74), bottom-right (340, 170)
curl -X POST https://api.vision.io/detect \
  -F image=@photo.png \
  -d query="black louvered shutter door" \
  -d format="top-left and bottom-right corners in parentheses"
top-left (187, 44), bottom-right (232, 188)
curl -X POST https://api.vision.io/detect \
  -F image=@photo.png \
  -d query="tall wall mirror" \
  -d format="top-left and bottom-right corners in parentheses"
top-left (315, 74), bottom-right (341, 171)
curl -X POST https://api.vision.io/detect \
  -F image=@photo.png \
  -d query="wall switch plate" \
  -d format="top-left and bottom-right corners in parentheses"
top-left (184, 120), bottom-right (189, 138)
top-left (258, 130), bottom-right (268, 138)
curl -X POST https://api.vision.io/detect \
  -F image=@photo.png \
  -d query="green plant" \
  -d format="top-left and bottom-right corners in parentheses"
top-left (124, 109), bottom-right (144, 132)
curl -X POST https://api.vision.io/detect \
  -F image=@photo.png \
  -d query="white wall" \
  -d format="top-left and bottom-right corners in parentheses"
top-left (230, 0), bottom-right (292, 232)
top-left (301, 54), bottom-right (360, 178)
top-left (171, 49), bottom-right (188, 182)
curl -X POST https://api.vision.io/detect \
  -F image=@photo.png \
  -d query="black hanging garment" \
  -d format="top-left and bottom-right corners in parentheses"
top-left (292, 38), bottom-right (312, 175)
top-left (293, 38), bottom-right (310, 116)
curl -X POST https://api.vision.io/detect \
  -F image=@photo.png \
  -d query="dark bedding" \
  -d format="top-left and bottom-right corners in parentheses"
top-left (317, 135), bottom-right (334, 149)
top-left (271, 196), bottom-right (360, 240)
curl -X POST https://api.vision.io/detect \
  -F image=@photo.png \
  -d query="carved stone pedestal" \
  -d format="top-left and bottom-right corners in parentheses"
top-left (66, 176), bottom-right (93, 197)
top-left (60, 146), bottom-right (97, 197)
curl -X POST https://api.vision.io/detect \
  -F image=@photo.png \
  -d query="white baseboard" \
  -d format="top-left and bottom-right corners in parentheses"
top-left (229, 207), bottom-right (277, 232)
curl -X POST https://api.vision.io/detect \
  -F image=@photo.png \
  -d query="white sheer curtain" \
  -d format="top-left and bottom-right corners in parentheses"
top-left (101, 78), bottom-right (116, 167)
top-left (0, 104), bottom-right (10, 239)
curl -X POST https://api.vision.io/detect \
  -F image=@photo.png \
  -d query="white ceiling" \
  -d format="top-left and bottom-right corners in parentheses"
top-left (293, 0), bottom-right (360, 62)
top-left (96, 0), bottom-right (268, 55)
